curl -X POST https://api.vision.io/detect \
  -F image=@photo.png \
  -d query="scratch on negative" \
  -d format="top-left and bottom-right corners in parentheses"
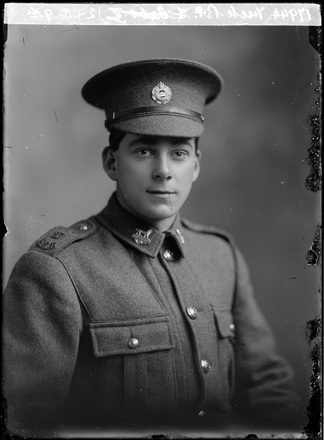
top-left (22, 37), bottom-right (36, 76)
top-left (54, 111), bottom-right (61, 129)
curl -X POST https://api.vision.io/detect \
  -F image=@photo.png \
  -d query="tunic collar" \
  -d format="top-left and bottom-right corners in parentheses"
top-left (96, 192), bottom-right (185, 258)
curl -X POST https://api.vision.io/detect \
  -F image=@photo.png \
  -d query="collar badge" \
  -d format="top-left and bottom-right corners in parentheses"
top-left (176, 228), bottom-right (185, 244)
top-left (132, 228), bottom-right (153, 245)
top-left (152, 82), bottom-right (172, 105)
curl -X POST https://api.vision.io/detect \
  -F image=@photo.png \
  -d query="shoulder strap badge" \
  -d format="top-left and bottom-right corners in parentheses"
top-left (37, 238), bottom-right (57, 250)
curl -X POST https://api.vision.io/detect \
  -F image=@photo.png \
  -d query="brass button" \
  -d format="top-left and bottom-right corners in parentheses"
top-left (128, 338), bottom-right (139, 349)
top-left (201, 359), bottom-right (211, 373)
top-left (163, 249), bottom-right (174, 262)
top-left (78, 223), bottom-right (89, 231)
top-left (186, 307), bottom-right (198, 319)
top-left (198, 410), bottom-right (206, 417)
top-left (229, 323), bottom-right (235, 332)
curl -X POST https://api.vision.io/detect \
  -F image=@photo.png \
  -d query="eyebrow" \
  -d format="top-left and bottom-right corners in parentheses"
top-left (171, 138), bottom-right (194, 147)
top-left (128, 137), bottom-right (194, 148)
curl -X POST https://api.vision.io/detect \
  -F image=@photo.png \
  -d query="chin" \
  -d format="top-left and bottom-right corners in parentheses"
top-left (144, 207), bottom-right (177, 221)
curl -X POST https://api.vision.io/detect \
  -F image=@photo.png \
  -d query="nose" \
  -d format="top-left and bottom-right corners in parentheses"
top-left (152, 155), bottom-right (172, 181)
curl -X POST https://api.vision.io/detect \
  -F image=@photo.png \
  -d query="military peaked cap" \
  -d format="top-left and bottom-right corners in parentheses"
top-left (81, 58), bottom-right (223, 137)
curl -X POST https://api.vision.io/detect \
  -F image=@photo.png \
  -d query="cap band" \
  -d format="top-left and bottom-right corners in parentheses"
top-left (106, 106), bottom-right (204, 130)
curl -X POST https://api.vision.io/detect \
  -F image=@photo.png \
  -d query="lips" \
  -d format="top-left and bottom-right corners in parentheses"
top-left (147, 190), bottom-right (175, 194)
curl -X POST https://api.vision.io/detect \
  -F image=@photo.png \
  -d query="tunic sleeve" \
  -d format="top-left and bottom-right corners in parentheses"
top-left (231, 248), bottom-right (302, 428)
top-left (3, 250), bottom-right (83, 433)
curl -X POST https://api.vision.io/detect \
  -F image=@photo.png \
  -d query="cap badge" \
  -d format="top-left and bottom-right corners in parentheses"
top-left (132, 228), bottom-right (153, 245)
top-left (151, 82), bottom-right (172, 105)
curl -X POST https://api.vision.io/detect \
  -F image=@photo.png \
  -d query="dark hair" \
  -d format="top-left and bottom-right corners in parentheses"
top-left (109, 128), bottom-right (199, 154)
top-left (109, 129), bottom-right (127, 151)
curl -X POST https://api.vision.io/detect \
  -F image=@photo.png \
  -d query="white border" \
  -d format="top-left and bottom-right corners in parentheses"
top-left (4, 3), bottom-right (322, 26)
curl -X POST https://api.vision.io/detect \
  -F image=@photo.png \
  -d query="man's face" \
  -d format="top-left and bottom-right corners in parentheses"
top-left (104, 133), bottom-right (201, 229)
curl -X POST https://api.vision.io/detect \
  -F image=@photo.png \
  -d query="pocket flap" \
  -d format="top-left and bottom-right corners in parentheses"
top-left (212, 308), bottom-right (235, 338)
top-left (90, 316), bottom-right (175, 358)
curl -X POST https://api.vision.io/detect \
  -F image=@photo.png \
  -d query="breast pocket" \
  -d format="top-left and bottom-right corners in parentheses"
top-left (212, 307), bottom-right (236, 399)
top-left (89, 315), bottom-right (176, 422)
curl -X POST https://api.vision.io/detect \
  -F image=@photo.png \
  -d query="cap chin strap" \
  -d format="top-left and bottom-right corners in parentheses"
top-left (105, 105), bottom-right (204, 131)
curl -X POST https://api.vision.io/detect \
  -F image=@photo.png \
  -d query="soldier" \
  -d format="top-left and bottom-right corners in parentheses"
top-left (4, 58), bottom-right (301, 436)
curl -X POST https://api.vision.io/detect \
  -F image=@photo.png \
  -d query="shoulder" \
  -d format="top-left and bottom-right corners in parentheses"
top-left (181, 218), bottom-right (235, 247)
top-left (28, 217), bottom-right (98, 257)
top-left (181, 218), bottom-right (238, 278)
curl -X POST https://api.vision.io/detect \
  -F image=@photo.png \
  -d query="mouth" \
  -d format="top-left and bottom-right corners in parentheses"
top-left (146, 190), bottom-right (176, 210)
top-left (147, 190), bottom-right (176, 200)
top-left (147, 190), bottom-right (175, 195)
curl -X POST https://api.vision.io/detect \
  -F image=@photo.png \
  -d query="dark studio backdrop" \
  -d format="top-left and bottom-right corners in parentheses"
top-left (4, 24), bottom-right (320, 428)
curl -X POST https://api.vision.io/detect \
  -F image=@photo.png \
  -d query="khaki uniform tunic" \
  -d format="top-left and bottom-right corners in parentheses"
top-left (4, 193), bottom-right (300, 433)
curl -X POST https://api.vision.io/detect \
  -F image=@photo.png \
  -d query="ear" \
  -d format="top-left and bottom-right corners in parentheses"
top-left (192, 149), bottom-right (201, 183)
top-left (102, 146), bottom-right (118, 181)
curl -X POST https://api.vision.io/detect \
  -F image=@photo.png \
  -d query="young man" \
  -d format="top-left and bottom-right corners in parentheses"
top-left (4, 59), bottom-right (301, 435)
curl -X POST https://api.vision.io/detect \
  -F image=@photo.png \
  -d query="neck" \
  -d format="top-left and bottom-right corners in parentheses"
top-left (144, 216), bottom-right (176, 232)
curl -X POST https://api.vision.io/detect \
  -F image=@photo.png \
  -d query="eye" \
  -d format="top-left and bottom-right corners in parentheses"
top-left (135, 149), bottom-right (153, 158)
top-left (171, 150), bottom-right (189, 160)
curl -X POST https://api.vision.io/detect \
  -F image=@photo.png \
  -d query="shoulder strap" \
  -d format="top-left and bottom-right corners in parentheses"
top-left (29, 218), bottom-right (97, 257)
top-left (181, 217), bottom-right (238, 303)
top-left (181, 218), bottom-right (233, 244)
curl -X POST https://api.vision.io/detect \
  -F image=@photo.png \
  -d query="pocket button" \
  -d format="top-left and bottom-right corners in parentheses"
top-left (128, 337), bottom-right (139, 349)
